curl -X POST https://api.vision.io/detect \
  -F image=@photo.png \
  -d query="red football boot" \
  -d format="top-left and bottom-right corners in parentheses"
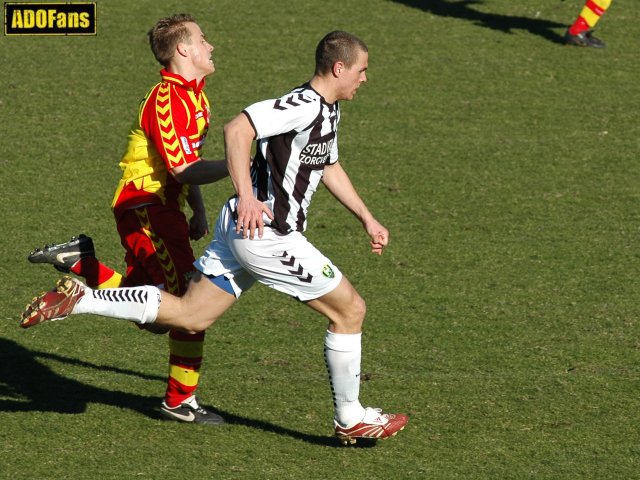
top-left (335, 407), bottom-right (408, 445)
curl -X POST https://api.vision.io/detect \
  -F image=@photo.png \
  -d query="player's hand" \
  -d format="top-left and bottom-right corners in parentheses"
top-left (189, 211), bottom-right (209, 241)
top-left (235, 195), bottom-right (274, 239)
top-left (364, 218), bottom-right (389, 255)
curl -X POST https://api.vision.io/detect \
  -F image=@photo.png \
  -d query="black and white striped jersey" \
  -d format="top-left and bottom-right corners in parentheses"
top-left (243, 83), bottom-right (340, 234)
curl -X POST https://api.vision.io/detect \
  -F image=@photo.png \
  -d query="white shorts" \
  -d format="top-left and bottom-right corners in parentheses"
top-left (194, 199), bottom-right (343, 301)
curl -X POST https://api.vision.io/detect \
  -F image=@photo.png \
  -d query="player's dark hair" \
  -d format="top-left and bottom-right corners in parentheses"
top-left (315, 31), bottom-right (368, 75)
top-left (148, 13), bottom-right (197, 67)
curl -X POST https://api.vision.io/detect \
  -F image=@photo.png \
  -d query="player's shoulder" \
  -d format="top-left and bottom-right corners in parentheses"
top-left (138, 78), bottom-right (186, 125)
top-left (271, 83), bottom-right (320, 111)
top-left (290, 83), bottom-right (320, 101)
top-left (137, 80), bottom-right (162, 118)
top-left (138, 79), bottom-right (169, 108)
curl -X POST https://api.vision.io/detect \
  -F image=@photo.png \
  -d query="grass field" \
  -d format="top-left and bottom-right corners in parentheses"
top-left (1, 0), bottom-right (639, 478)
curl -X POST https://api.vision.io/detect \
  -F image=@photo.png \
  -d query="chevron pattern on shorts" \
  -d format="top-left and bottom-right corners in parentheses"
top-left (135, 208), bottom-right (181, 294)
top-left (278, 250), bottom-right (313, 283)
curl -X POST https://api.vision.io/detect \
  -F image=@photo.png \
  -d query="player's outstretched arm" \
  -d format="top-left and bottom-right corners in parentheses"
top-left (171, 158), bottom-right (229, 185)
top-left (322, 162), bottom-right (389, 255)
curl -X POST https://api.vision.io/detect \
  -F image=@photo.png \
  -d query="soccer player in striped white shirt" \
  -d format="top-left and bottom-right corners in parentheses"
top-left (22, 30), bottom-right (408, 445)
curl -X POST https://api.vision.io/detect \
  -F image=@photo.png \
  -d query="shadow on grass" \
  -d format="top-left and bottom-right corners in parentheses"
top-left (390, 0), bottom-right (566, 44)
top-left (208, 407), bottom-right (378, 449)
top-left (0, 338), bottom-right (374, 448)
top-left (0, 337), bottom-right (162, 417)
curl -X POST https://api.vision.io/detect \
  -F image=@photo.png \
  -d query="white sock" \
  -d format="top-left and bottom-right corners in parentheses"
top-left (72, 285), bottom-right (161, 324)
top-left (324, 330), bottom-right (366, 428)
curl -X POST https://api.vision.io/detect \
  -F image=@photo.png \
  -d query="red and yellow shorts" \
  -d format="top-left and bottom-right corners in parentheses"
top-left (116, 205), bottom-right (195, 296)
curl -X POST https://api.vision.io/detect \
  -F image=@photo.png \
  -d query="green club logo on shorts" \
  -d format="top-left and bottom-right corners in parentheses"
top-left (322, 264), bottom-right (335, 278)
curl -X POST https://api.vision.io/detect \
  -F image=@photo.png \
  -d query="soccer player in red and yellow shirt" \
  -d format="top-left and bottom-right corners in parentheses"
top-left (564, 0), bottom-right (612, 48)
top-left (27, 14), bottom-right (228, 424)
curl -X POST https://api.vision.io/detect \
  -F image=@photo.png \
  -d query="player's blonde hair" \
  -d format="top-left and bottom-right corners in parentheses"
top-left (148, 13), bottom-right (197, 67)
top-left (315, 31), bottom-right (368, 75)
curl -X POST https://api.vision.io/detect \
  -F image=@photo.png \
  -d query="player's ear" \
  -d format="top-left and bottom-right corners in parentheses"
top-left (176, 42), bottom-right (189, 58)
top-left (332, 61), bottom-right (345, 77)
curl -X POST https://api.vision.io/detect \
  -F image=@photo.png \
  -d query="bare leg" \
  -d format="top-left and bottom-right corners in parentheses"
top-left (305, 276), bottom-right (366, 333)
top-left (154, 272), bottom-right (237, 334)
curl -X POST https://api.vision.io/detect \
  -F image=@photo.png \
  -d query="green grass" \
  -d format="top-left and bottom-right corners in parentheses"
top-left (1, 0), bottom-right (639, 478)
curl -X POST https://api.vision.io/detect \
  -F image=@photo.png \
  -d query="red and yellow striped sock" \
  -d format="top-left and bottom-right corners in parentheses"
top-left (569, 0), bottom-right (612, 35)
top-left (165, 330), bottom-right (205, 407)
top-left (70, 257), bottom-right (123, 289)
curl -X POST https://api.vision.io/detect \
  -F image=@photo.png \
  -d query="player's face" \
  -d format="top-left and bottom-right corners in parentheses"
top-left (338, 49), bottom-right (368, 101)
top-left (185, 22), bottom-right (215, 77)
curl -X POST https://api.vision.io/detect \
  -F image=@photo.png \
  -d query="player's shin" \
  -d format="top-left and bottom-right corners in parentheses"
top-left (165, 330), bottom-right (205, 406)
top-left (73, 285), bottom-right (161, 324)
top-left (324, 330), bottom-right (366, 427)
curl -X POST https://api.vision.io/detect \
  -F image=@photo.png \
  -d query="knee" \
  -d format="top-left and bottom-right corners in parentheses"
top-left (352, 294), bottom-right (367, 324)
top-left (341, 293), bottom-right (366, 331)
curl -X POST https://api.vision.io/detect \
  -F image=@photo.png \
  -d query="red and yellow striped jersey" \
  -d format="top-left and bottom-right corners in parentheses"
top-left (112, 69), bottom-right (210, 218)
